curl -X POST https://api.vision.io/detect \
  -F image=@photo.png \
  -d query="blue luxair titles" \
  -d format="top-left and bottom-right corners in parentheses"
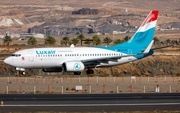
top-left (36, 50), bottom-right (56, 55)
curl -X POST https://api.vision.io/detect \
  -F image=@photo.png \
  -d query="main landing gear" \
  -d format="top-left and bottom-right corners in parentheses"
top-left (74, 72), bottom-right (81, 75)
top-left (73, 69), bottom-right (94, 75)
top-left (86, 69), bottom-right (94, 75)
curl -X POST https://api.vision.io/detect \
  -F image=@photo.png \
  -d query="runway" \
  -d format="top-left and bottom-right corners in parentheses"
top-left (0, 93), bottom-right (180, 112)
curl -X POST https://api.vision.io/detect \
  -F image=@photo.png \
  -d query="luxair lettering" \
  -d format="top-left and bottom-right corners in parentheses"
top-left (36, 50), bottom-right (56, 54)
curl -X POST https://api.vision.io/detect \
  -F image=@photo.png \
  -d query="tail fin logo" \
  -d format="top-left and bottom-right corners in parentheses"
top-left (113, 10), bottom-right (158, 48)
top-left (141, 10), bottom-right (158, 27)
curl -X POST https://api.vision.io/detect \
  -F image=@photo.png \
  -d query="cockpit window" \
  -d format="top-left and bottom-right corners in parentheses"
top-left (11, 54), bottom-right (21, 57)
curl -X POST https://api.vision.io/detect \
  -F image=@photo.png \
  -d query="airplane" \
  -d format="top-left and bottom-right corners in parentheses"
top-left (4, 10), bottom-right (160, 75)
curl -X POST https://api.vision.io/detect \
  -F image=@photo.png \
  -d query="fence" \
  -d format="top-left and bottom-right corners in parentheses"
top-left (0, 76), bottom-right (179, 94)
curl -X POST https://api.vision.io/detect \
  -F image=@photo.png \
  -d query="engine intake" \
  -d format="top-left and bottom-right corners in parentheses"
top-left (62, 61), bottom-right (84, 72)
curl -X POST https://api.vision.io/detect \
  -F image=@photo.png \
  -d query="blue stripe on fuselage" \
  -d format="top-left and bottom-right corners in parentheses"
top-left (133, 50), bottom-right (154, 59)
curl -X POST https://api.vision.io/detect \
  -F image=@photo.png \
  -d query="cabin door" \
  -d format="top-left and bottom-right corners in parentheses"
top-left (28, 51), bottom-right (34, 62)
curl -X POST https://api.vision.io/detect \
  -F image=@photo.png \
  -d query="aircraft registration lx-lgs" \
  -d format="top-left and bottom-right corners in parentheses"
top-left (4, 10), bottom-right (159, 75)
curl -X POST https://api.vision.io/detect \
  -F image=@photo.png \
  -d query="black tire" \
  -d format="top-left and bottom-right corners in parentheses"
top-left (74, 72), bottom-right (81, 75)
top-left (90, 70), bottom-right (94, 74)
top-left (86, 70), bottom-right (94, 74)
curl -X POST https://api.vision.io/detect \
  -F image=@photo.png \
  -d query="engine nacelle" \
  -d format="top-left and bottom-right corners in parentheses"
top-left (42, 68), bottom-right (62, 72)
top-left (62, 61), bottom-right (84, 72)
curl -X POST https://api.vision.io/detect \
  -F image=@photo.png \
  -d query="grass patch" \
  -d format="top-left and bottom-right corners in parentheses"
top-left (99, 74), bottom-right (109, 77)
top-left (87, 74), bottom-right (95, 77)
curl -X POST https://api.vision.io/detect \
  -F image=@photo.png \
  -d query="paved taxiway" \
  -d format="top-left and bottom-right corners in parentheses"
top-left (0, 93), bottom-right (180, 112)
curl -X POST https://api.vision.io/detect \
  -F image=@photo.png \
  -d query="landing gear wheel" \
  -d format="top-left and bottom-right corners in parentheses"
top-left (19, 71), bottom-right (25, 75)
top-left (86, 70), bottom-right (94, 75)
top-left (74, 72), bottom-right (81, 75)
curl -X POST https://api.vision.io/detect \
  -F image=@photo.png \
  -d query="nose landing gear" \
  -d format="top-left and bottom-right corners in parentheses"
top-left (18, 71), bottom-right (25, 75)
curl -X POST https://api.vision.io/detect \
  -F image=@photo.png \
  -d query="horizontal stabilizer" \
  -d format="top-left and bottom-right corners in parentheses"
top-left (151, 45), bottom-right (172, 51)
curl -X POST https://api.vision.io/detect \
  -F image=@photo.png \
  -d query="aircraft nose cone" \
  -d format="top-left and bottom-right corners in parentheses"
top-left (4, 57), bottom-right (11, 65)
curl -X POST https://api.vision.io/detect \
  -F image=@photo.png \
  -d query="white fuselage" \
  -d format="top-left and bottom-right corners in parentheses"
top-left (4, 47), bottom-right (138, 69)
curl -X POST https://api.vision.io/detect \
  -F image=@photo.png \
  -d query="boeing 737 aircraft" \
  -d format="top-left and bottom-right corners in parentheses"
top-left (4, 10), bottom-right (159, 75)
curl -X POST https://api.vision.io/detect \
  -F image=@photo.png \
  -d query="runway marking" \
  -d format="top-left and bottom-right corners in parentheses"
top-left (2, 103), bottom-right (180, 107)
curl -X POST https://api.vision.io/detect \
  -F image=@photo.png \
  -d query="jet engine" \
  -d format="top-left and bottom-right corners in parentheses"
top-left (42, 68), bottom-right (62, 72)
top-left (62, 61), bottom-right (84, 72)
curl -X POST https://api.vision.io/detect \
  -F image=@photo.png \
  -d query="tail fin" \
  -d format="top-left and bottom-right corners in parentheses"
top-left (114, 10), bottom-right (159, 48)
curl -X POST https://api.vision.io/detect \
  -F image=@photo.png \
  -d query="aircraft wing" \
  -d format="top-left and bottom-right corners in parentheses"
top-left (81, 52), bottom-right (150, 66)
top-left (82, 53), bottom-right (138, 63)
top-left (82, 40), bottom-right (154, 65)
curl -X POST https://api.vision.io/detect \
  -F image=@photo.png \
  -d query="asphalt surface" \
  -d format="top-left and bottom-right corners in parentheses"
top-left (0, 93), bottom-right (180, 112)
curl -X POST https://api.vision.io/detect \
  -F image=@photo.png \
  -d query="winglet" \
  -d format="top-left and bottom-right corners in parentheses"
top-left (143, 40), bottom-right (154, 54)
top-left (70, 44), bottom-right (74, 48)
